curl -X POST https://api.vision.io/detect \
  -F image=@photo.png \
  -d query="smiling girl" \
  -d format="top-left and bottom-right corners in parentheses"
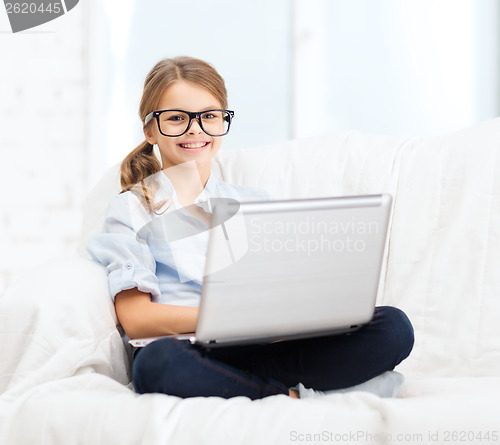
top-left (87, 56), bottom-right (414, 400)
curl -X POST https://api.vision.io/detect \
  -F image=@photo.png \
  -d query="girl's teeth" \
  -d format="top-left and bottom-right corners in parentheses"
top-left (181, 142), bottom-right (207, 148)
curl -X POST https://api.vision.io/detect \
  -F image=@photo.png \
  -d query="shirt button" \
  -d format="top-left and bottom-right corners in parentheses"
top-left (126, 264), bottom-right (132, 269)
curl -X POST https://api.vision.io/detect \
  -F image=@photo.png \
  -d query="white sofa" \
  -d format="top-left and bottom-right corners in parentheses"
top-left (1, 118), bottom-right (500, 444)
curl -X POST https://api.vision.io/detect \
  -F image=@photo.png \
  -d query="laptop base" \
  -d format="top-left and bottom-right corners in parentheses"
top-left (129, 324), bottom-right (362, 349)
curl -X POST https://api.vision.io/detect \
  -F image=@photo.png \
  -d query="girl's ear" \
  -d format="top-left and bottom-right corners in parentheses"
top-left (144, 126), bottom-right (157, 145)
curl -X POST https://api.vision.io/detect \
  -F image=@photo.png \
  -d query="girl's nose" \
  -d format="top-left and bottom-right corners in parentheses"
top-left (187, 118), bottom-right (203, 134)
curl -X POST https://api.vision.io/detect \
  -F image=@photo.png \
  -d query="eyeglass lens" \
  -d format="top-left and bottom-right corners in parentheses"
top-left (158, 110), bottom-right (231, 136)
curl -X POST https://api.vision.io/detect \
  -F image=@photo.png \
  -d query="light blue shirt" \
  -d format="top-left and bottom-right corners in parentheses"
top-left (86, 168), bottom-right (272, 307)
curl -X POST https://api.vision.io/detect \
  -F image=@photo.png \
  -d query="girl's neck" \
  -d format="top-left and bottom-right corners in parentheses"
top-left (163, 162), bottom-right (210, 205)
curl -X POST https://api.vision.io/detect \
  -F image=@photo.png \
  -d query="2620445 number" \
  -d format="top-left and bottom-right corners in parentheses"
top-left (443, 431), bottom-right (499, 442)
top-left (5, 3), bottom-right (62, 14)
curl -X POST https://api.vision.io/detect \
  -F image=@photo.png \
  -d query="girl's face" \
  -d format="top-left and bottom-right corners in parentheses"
top-left (144, 80), bottom-right (224, 178)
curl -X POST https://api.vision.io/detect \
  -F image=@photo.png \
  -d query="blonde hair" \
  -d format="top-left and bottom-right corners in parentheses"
top-left (120, 56), bottom-right (228, 213)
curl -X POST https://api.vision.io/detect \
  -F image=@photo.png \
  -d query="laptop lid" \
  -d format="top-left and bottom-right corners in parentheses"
top-left (194, 193), bottom-right (392, 347)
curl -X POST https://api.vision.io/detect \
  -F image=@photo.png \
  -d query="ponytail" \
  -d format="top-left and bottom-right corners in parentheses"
top-left (120, 140), bottom-right (170, 214)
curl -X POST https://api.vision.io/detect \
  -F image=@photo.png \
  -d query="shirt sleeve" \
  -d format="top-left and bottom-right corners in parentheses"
top-left (86, 193), bottom-right (161, 302)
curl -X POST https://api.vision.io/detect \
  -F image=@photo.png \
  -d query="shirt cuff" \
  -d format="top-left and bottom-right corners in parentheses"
top-left (108, 263), bottom-right (161, 302)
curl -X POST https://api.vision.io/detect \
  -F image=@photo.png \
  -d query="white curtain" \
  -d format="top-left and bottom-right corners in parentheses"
top-left (293, 0), bottom-right (500, 138)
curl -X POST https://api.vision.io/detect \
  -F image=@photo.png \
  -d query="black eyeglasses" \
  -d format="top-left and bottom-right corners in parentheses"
top-left (144, 109), bottom-right (235, 137)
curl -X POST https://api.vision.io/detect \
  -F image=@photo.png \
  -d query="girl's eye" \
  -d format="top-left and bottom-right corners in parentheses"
top-left (167, 114), bottom-right (185, 122)
top-left (202, 112), bottom-right (223, 120)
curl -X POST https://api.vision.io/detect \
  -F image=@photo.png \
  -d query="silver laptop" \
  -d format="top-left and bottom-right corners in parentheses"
top-left (129, 193), bottom-right (392, 349)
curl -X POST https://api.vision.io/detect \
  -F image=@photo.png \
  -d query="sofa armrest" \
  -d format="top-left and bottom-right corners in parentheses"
top-left (0, 258), bottom-right (130, 397)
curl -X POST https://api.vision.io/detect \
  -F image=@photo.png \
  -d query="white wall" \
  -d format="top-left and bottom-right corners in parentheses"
top-left (0, 2), bottom-right (89, 293)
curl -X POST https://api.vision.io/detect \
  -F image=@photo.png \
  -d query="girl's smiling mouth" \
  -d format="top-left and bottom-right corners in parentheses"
top-left (178, 141), bottom-right (211, 151)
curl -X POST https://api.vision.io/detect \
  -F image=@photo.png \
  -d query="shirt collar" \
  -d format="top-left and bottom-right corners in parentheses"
top-left (202, 169), bottom-right (218, 195)
top-left (193, 169), bottom-right (218, 212)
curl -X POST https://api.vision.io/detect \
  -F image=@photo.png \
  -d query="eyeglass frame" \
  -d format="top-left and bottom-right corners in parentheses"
top-left (144, 108), bottom-right (235, 137)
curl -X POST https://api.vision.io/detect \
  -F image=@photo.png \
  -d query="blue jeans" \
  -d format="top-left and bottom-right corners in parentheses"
top-left (132, 306), bottom-right (414, 400)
